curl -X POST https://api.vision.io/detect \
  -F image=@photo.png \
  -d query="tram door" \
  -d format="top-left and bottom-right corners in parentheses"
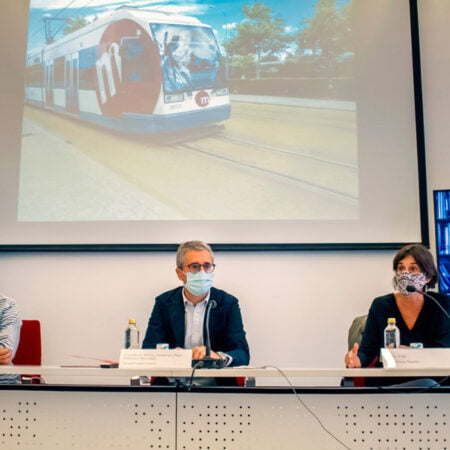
top-left (65, 54), bottom-right (79, 114)
top-left (44, 62), bottom-right (54, 107)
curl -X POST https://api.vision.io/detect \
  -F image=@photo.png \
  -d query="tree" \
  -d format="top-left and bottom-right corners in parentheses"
top-left (224, 2), bottom-right (290, 79)
top-left (296, 0), bottom-right (353, 75)
top-left (227, 54), bottom-right (256, 79)
top-left (64, 15), bottom-right (88, 35)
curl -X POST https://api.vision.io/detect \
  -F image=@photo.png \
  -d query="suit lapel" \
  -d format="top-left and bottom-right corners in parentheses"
top-left (168, 288), bottom-right (186, 347)
top-left (206, 291), bottom-right (222, 345)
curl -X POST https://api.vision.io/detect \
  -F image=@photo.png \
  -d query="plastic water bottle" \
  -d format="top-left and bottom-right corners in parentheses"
top-left (125, 319), bottom-right (140, 349)
top-left (384, 317), bottom-right (400, 348)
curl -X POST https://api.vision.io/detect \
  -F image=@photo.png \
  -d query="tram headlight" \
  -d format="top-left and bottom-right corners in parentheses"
top-left (164, 93), bottom-right (184, 103)
top-left (214, 88), bottom-right (228, 96)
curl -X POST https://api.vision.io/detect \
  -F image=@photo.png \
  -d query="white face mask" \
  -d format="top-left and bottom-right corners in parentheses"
top-left (184, 271), bottom-right (214, 296)
top-left (395, 271), bottom-right (427, 295)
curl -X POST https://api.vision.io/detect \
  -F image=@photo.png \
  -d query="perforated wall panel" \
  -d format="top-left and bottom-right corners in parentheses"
top-left (0, 390), bottom-right (175, 449)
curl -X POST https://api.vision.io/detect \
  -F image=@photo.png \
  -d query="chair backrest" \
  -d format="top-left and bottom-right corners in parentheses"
top-left (12, 320), bottom-right (42, 366)
top-left (345, 314), bottom-right (378, 387)
top-left (347, 314), bottom-right (368, 350)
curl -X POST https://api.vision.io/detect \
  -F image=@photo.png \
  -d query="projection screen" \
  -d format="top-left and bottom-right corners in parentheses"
top-left (0, 0), bottom-right (428, 250)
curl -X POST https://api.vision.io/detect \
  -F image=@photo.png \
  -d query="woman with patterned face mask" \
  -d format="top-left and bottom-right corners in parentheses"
top-left (344, 244), bottom-right (450, 384)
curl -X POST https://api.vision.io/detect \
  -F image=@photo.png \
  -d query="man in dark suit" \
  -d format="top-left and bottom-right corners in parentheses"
top-left (142, 241), bottom-right (250, 369)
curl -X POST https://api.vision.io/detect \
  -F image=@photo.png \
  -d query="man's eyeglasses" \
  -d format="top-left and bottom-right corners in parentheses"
top-left (184, 262), bottom-right (216, 273)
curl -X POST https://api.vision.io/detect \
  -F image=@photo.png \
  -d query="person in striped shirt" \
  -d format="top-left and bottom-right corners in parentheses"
top-left (0, 294), bottom-right (21, 383)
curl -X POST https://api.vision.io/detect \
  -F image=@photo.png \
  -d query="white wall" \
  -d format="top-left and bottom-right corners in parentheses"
top-left (0, 1), bottom-right (449, 385)
top-left (0, 250), bottom-right (394, 380)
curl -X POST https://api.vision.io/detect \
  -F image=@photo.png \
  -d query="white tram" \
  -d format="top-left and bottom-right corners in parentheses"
top-left (25, 7), bottom-right (230, 133)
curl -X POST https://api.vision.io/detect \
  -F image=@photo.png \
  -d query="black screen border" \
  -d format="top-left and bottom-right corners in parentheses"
top-left (0, 0), bottom-right (429, 253)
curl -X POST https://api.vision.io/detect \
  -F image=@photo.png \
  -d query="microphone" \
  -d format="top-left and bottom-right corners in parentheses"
top-left (191, 299), bottom-right (224, 369)
top-left (405, 285), bottom-right (450, 319)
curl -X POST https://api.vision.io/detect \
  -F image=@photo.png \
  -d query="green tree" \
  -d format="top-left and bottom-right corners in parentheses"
top-left (296, 0), bottom-right (353, 75)
top-left (227, 54), bottom-right (256, 79)
top-left (64, 15), bottom-right (88, 35)
top-left (224, 2), bottom-right (290, 79)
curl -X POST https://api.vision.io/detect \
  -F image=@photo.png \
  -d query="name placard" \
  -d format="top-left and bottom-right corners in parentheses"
top-left (380, 348), bottom-right (450, 369)
top-left (119, 349), bottom-right (192, 369)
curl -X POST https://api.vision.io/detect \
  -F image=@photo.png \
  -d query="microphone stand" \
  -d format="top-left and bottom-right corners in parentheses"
top-left (406, 285), bottom-right (450, 319)
top-left (192, 300), bottom-right (224, 369)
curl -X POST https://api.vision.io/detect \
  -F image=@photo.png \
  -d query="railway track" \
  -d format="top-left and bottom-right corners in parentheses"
top-left (23, 104), bottom-right (359, 218)
top-left (175, 133), bottom-right (358, 204)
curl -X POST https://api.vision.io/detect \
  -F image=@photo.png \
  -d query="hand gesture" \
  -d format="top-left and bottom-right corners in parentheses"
top-left (0, 347), bottom-right (12, 365)
top-left (192, 346), bottom-right (221, 360)
top-left (344, 343), bottom-right (362, 368)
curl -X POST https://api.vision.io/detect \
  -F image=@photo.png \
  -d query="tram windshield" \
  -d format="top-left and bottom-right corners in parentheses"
top-left (150, 24), bottom-right (226, 93)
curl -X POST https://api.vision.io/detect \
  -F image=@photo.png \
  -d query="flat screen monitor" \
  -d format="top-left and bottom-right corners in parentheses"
top-left (434, 189), bottom-right (450, 295)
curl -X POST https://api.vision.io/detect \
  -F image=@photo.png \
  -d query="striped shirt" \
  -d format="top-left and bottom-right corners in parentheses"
top-left (0, 295), bottom-right (22, 384)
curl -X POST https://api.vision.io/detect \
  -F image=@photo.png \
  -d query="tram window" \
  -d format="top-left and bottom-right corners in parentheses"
top-left (120, 38), bottom-right (153, 83)
top-left (79, 47), bottom-right (96, 90)
top-left (79, 66), bottom-right (96, 90)
top-left (26, 64), bottom-right (42, 87)
top-left (54, 57), bottom-right (64, 88)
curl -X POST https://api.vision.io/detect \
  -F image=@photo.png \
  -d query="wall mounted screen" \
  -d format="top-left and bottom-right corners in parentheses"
top-left (434, 190), bottom-right (450, 295)
top-left (0, 0), bottom-right (426, 249)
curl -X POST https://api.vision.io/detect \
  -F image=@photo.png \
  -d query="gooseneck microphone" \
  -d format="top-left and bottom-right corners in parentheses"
top-left (204, 300), bottom-right (216, 359)
top-left (191, 299), bottom-right (224, 369)
top-left (406, 285), bottom-right (450, 319)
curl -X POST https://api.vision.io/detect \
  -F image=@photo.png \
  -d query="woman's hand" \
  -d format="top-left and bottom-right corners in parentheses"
top-left (344, 343), bottom-right (362, 368)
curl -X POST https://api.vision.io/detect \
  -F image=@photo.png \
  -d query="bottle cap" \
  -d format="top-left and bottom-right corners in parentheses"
top-left (128, 319), bottom-right (136, 324)
top-left (387, 317), bottom-right (396, 324)
top-left (410, 342), bottom-right (423, 349)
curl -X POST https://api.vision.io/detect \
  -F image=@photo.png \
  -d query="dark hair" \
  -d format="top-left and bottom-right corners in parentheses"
top-left (392, 243), bottom-right (438, 289)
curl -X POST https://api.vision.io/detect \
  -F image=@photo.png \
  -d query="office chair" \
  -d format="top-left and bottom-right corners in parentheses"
top-left (347, 315), bottom-right (367, 351)
top-left (12, 319), bottom-right (43, 383)
top-left (343, 314), bottom-right (378, 387)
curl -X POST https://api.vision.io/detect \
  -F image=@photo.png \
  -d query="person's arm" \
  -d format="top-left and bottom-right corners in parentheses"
top-left (218, 296), bottom-right (250, 367)
top-left (356, 302), bottom-right (383, 367)
top-left (344, 343), bottom-right (362, 368)
top-left (142, 297), bottom-right (170, 349)
top-left (192, 297), bottom-right (249, 366)
top-left (430, 294), bottom-right (450, 347)
top-left (0, 296), bottom-right (21, 364)
top-left (0, 347), bottom-right (12, 365)
top-left (345, 297), bottom-right (385, 368)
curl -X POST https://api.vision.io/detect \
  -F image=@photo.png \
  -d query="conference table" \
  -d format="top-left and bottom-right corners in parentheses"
top-left (1, 366), bottom-right (449, 449)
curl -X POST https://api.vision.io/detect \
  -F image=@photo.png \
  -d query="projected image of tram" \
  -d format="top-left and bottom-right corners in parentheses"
top-left (25, 7), bottom-right (230, 134)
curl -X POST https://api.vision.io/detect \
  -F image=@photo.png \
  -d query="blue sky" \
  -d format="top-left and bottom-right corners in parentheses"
top-left (27, 0), bottom-right (350, 52)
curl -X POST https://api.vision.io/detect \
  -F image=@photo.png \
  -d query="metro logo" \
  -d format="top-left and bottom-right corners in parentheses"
top-left (96, 43), bottom-right (121, 104)
top-left (195, 91), bottom-right (210, 107)
top-left (95, 19), bottom-right (161, 117)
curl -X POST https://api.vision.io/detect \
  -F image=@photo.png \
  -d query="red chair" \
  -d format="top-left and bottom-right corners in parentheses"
top-left (12, 320), bottom-right (43, 383)
top-left (352, 356), bottom-right (378, 387)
